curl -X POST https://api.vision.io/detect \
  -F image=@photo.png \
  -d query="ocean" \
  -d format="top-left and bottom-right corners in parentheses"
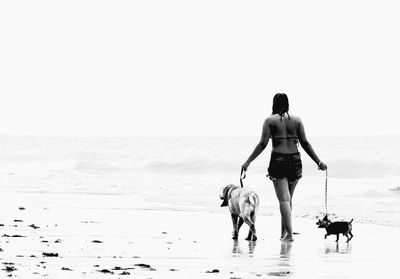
top-left (1, 135), bottom-right (399, 227)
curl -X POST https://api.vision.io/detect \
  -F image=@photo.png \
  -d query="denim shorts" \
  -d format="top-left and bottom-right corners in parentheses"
top-left (267, 152), bottom-right (302, 183)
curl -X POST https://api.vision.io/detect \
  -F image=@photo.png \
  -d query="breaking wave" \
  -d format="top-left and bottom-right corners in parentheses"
top-left (390, 186), bottom-right (400, 193)
top-left (75, 161), bottom-right (127, 174)
top-left (317, 159), bottom-right (400, 179)
top-left (145, 158), bottom-right (400, 179)
top-left (144, 159), bottom-right (244, 175)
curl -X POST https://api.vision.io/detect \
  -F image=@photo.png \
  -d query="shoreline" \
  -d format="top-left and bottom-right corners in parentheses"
top-left (3, 189), bottom-right (400, 229)
top-left (1, 197), bottom-right (399, 278)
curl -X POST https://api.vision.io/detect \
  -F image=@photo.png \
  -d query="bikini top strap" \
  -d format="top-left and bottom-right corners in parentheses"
top-left (279, 112), bottom-right (290, 121)
top-left (272, 136), bottom-right (298, 140)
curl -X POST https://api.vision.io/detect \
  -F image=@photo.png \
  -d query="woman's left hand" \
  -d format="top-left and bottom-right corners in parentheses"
top-left (242, 162), bottom-right (250, 171)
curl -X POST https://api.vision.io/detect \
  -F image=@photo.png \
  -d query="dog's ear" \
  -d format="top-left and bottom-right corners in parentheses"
top-left (219, 185), bottom-right (230, 199)
top-left (220, 185), bottom-right (231, 207)
top-left (220, 198), bottom-right (229, 207)
top-left (323, 214), bottom-right (329, 221)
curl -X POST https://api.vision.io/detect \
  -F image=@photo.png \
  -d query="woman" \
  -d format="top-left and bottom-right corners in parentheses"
top-left (242, 93), bottom-right (327, 242)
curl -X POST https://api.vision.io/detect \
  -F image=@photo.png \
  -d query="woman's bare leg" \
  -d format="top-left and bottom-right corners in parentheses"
top-left (289, 179), bottom-right (298, 208)
top-left (289, 180), bottom-right (298, 234)
top-left (273, 178), bottom-right (293, 241)
top-left (280, 179), bottom-right (299, 238)
top-left (280, 217), bottom-right (286, 239)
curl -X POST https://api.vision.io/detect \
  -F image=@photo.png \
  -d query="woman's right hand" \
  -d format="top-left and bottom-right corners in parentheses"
top-left (318, 161), bottom-right (327, 171)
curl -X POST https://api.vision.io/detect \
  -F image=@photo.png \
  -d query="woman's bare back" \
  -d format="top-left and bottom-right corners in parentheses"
top-left (268, 114), bottom-right (301, 154)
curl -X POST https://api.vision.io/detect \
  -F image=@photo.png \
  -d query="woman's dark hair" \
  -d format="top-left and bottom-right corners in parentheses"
top-left (272, 93), bottom-right (289, 117)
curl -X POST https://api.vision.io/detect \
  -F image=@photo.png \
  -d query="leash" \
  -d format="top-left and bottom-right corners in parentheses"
top-left (324, 169), bottom-right (328, 214)
top-left (240, 167), bottom-right (246, 188)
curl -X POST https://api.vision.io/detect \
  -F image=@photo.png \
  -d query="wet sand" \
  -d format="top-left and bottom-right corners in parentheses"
top-left (1, 192), bottom-right (399, 278)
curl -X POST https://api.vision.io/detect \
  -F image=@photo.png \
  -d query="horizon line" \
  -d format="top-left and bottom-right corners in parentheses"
top-left (1, 133), bottom-right (399, 139)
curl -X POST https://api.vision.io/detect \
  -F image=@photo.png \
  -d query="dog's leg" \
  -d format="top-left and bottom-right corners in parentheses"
top-left (231, 214), bottom-right (239, 239)
top-left (246, 229), bottom-right (253, 241)
top-left (237, 217), bottom-right (244, 233)
top-left (244, 217), bottom-right (256, 241)
top-left (251, 213), bottom-right (257, 241)
top-left (348, 230), bottom-right (353, 242)
top-left (335, 234), bottom-right (339, 242)
top-left (324, 234), bottom-right (328, 239)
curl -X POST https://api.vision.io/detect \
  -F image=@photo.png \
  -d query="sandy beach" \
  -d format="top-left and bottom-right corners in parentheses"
top-left (1, 191), bottom-right (399, 279)
top-left (1, 135), bottom-right (399, 278)
top-left (2, 0), bottom-right (400, 277)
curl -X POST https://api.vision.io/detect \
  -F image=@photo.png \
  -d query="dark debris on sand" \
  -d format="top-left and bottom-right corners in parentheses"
top-left (268, 271), bottom-right (290, 276)
top-left (2, 234), bottom-right (25, 238)
top-left (134, 263), bottom-right (150, 268)
top-left (134, 263), bottom-right (156, 271)
top-left (42, 252), bottom-right (59, 257)
top-left (2, 266), bottom-right (17, 272)
top-left (112, 266), bottom-right (133, 271)
top-left (61, 267), bottom-right (73, 271)
top-left (206, 269), bottom-right (220, 273)
top-left (28, 224), bottom-right (40, 229)
top-left (98, 269), bottom-right (114, 274)
top-left (92, 240), bottom-right (103, 243)
top-left (2, 263), bottom-right (16, 273)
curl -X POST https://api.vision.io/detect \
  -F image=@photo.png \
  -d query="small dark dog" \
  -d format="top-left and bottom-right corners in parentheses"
top-left (219, 184), bottom-right (260, 241)
top-left (316, 214), bottom-right (354, 243)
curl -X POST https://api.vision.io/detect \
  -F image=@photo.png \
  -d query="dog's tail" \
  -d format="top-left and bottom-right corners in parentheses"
top-left (349, 218), bottom-right (354, 224)
top-left (248, 192), bottom-right (258, 207)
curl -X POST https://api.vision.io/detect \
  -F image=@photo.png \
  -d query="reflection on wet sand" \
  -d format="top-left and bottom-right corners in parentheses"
top-left (324, 242), bottom-right (352, 254)
top-left (227, 226), bottom-right (356, 279)
top-left (232, 239), bottom-right (257, 255)
top-left (266, 242), bottom-right (293, 277)
top-left (280, 241), bottom-right (292, 259)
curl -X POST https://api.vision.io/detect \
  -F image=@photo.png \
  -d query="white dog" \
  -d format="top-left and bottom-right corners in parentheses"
top-left (220, 184), bottom-right (260, 241)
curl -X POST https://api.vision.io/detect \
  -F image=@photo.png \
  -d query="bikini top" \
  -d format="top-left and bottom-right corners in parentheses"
top-left (271, 136), bottom-right (299, 146)
top-left (272, 113), bottom-right (299, 144)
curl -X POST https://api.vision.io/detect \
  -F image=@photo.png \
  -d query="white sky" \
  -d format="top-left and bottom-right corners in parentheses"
top-left (1, 1), bottom-right (399, 137)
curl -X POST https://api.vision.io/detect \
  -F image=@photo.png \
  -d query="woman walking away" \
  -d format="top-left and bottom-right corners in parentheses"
top-left (242, 93), bottom-right (327, 242)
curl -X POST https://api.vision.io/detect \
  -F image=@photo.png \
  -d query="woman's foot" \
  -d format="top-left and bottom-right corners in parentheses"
top-left (280, 228), bottom-right (287, 240)
top-left (281, 234), bottom-right (294, 242)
